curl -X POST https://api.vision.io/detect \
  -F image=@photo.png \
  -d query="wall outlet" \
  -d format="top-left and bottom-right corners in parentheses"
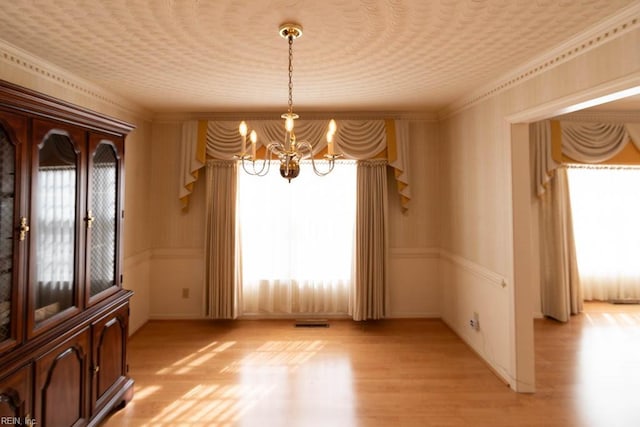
top-left (182, 288), bottom-right (190, 299)
top-left (469, 312), bottom-right (480, 331)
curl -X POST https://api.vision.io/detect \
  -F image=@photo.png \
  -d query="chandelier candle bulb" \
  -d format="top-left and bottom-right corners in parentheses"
top-left (329, 119), bottom-right (337, 134)
top-left (327, 130), bottom-right (334, 155)
top-left (250, 130), bottom-right (257, 160)
top-left (239, 121), bottom-right (248, 156)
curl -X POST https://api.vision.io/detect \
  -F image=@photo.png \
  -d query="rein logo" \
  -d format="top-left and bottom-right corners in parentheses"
top-left (0, 417), bottom-right (37, 425)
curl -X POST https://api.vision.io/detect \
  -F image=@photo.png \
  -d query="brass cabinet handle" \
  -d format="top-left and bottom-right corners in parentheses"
top-left (19, 217), bottom-right (30, 241)
top-left (86, 210), bottom-right (95, 229)
top-left (92, 365), bottom-right (100, 374)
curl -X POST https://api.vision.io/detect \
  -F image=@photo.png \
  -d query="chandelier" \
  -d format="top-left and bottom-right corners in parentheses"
top-left (236, 23), bottom-right (341, 182)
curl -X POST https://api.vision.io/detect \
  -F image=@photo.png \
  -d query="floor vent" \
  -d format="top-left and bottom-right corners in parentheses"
top-left (295, 319), bottom-right (329, 328)
top-left (610, 299), bottom-right (640, 304)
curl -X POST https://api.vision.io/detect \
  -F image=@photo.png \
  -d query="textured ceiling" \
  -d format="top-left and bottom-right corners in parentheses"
top-left (0, 0), bottom-right (637, 113)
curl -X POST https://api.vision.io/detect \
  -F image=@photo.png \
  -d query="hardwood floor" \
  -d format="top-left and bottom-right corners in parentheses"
top-left (102, 303), bottom-right (640, 427)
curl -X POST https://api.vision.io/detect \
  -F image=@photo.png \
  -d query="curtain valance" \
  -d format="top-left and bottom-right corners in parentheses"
top-left (179, 119), bottom-right (412, 212)
top-left (533, 120), bottom-right (640, 196)
top-left (561, 122), bottom-right (632, 163)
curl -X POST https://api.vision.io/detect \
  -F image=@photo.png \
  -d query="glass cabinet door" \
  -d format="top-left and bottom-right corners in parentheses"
top-left (0, 113), bottom-right (27, 351)
top-left (0, 126), bottom-right (16, 345)
top-left (30, 122), bottom-right (83, 333)
top-left (86, 136), bottom-right (122, 304)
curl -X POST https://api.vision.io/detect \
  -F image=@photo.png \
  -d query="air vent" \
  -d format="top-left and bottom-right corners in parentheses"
top-left (295, 319), bottom-right (329, 328)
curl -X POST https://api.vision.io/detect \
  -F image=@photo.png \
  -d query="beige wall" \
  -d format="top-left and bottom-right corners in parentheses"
top-left (439, 23), bottom-right (640, 390)
top-left (122, 121), bottom-right (153, 333)
top-left (147, 121), bottom-right (206, 318)
top-left (388, 120), bottom-right (441, 317)
top-left (0, 46), bottom-right (154, 334)
top-left (439, 96), bottom-right (515, 384)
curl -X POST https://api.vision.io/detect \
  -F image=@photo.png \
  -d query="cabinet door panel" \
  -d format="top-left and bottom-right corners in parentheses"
top-left (92, 303), bottom-right (128, 414)
top-left (86, 134), bottom-right (123, 305)
top-left (28, 120), bottom-right (85, 337)
top-left (0, 111), bottom-right (28, 352)
top-left (35, 329), bottom-right (89, 427)
top-left (0, 365), bottom-right (32, 422)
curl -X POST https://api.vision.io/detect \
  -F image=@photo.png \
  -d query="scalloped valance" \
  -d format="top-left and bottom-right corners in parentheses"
top-left (533, 120), bottom-right (640, 196)
top-left (179, 119), bottom-right (411, 211)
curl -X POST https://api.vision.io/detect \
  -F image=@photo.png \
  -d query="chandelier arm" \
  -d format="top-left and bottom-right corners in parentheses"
top-left (268, 142), bottom-right (286, 158)
top-left (241, 154), bottom-right (271, 176)
top-left (295, 140), bottom-right (337, 176)
top-left (310, 155), bottom-right (336, 176)
top-left (295, 140), bottom-right (314, 159)
top-left (240, 158), bottom-right (259, 176)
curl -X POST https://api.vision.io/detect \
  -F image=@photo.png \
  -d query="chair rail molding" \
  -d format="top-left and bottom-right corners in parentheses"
top-left (439, 249), bottom-right (508, 290)
top-left (390, 247), bottom-right (440, 259)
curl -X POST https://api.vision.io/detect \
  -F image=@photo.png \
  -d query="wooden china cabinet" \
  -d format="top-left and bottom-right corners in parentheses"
top-left (0, 80), bottom-right (134, 426)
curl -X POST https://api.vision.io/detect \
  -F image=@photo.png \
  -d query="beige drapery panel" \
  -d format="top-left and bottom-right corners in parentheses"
top-left (178, 121), bottom-right (207, 207)
top-left (532, 121), bottom-right (558, 196)
top-left (204, 160), bottom-right (240, 319)
top-left (538, 167), bottom-right (582, 322)
top-left (533, 121), bottom-right (583, 321)
top-left (352, 159), bottom-right (388, 321)
top-left (179, 119), bottom-right (411, 211)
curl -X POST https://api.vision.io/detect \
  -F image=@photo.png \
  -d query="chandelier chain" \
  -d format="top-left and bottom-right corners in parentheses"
top-left (288, 35), bottom-right (293, 115)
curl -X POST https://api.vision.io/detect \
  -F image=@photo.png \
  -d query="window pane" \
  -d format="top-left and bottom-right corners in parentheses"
top-left (238, 161), bottom-right (356, 314)
top-left (568, 166), bottom-right (640, 300)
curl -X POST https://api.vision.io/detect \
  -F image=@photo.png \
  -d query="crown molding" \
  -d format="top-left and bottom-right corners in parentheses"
top-left (439, 2), bottom-right (640, 120)
top-left (505, 72), bottom-right (640, 123)
top-left (0, 39), bottom-right (152, 121)
top-left (558, 109), bottom-right (640, 123)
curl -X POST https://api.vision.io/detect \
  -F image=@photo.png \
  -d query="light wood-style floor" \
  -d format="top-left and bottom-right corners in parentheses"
top-left (103, 303), bottom-right (640, 427)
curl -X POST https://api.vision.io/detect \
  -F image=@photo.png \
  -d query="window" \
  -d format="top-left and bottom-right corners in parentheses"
top-left (237, 161), bottom-right (356, 315)
top-left (567, 166), bottom-right (640, 301)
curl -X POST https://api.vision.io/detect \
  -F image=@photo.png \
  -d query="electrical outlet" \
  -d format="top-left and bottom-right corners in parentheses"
top-left (182, 288), bottom-right (190, 299)
top-left (469, 312), bottom-right (480, 331)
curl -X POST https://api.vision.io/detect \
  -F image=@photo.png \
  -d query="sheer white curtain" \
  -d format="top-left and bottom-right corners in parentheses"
top-left (567, 166), bottom-right (640, 301)
top-left (237, 161), bottom-right (356, 315)
top-left (37, 167), bottom-right (76, 310)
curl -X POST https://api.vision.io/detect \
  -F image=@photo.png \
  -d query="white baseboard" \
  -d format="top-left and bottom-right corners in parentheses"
top-left (387, 312), bottom-right (441, 319)
top-left (149, 313), bottom-right (206, 320)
